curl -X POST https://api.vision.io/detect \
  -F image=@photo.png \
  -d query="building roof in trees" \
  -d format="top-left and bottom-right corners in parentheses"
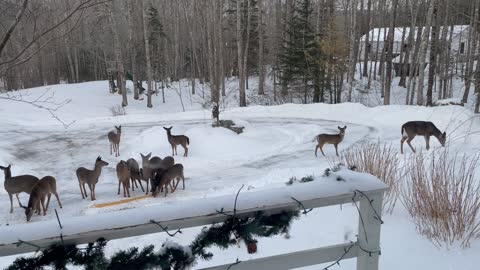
top-left (360, 25), bottom-right (470, 42)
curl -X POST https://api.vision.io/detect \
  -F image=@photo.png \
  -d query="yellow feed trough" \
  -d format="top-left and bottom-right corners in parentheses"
top-left (91, 195), bottom-right (152, 208)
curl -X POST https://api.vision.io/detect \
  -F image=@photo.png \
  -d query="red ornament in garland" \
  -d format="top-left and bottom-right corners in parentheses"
top-left (247, 240), bottom-right (257, 254)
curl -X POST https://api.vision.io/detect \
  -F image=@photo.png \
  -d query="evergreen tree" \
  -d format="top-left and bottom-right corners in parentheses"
top-left (278, 0), bottom-right (322, 103)
top-left (148, 5), bottom-right (167, 85)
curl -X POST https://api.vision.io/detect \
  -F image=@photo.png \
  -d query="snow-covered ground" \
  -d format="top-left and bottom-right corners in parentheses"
top-left (0, 78), bottom-right (479, 269)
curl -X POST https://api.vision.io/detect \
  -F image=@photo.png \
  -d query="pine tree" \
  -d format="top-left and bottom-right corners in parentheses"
top-left (278, 0), bottom-right (321, 103)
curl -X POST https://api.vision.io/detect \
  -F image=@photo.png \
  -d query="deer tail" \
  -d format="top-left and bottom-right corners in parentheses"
top-left (186, 136), bottom-right (190, 145)
top-left (401, 127), bottom-right (407, 138)
top-left (312, 135), bottom-right (318, 143)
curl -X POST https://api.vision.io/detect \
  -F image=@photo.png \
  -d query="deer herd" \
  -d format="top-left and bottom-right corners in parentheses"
top-left (2, 120), bottom-right (446, 222)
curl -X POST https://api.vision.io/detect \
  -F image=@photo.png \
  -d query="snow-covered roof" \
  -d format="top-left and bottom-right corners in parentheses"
top-left (361, 25), bottom-right (470, 42)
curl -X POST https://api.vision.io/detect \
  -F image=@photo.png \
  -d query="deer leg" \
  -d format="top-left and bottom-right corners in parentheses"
top-left (171, 145), bottom-right (175, 156)
top-left (117, 181), bottom-right (121, 195)
top-left (8, 193), bottom-right (13, 213)
top-left (82, 183), bottom-right (88, 198)
top-left (334, 144), bottom-right (339, 157)
top-left (93, 184), bottom-right (97, 200)
top-left (45, 193), bottom-right (52, 211)
top-left (174, 145), bottom-right (178, 155)
top-left (407, 137), bottom-right (416, 153)
top-left (130, 178), bottom-right (135, 191)
top-left (126, 181), bottom-right (130, 197)
top-left (425, 136), bottom-right (430, 150)
top-left (79, 182), bottom-right (85, 199)
top-left (319, 144), bottom-right (326, 156)
top-left (53, 192), bottom-right (63, 208)
top-left (110, 143), bottom-right (113, 155)
top-left (40, 196), bottom-right (47, 216)
top-left (117, 143), bottom-right (120, 156)
top-left (138, 179), bottom-right (145, 192)
top-left (146, 179), bottom-right (150, 195)
top-left (315, 145), bottom-right (319, 157)
top-left (182, 175), bottom-right (185, 190)
top-left (400, 137), bottom-right (407, 154)
top-left (88, 184), bottom-right (94, 201)
top-left (15, 193), bottom-right (23, 208)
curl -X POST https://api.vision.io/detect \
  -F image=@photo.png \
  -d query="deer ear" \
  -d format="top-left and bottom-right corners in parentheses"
top-left (97, 156), bottom-right (101, 161)
top-left (443, 132), bottom-right (446, 137)
top-left (8, 164), bottom-right (11, 169)
top-left (338, 126), bottom-right (341, 130)
top-left (344, 126), bottom-right (347, 129)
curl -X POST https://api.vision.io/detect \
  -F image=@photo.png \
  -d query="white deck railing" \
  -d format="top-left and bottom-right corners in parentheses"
top-left (0, 173), bottom-right (387, 270)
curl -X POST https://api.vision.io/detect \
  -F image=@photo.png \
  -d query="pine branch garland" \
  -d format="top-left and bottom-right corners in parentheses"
top-left (7, 211), bottom-right (299, 270)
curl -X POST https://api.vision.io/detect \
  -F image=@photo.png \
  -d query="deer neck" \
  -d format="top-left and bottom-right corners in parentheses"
top-left (93, 164), bottom-right (104, 178)
top-left (2, 170), bottom-right (11, 181)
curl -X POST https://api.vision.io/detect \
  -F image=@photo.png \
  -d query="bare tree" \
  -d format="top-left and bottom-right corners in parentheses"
top-left (142, 0), bottom-right (153, 108)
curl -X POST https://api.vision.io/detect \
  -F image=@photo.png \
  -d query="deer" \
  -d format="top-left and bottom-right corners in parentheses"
top-left (140, 153), bottom-right (164, 195)
top-left (163, 126), bottom-right (190, 157)
top-left (1, 164), bottom-right (39, 213)
top-left (314, 126), bottom-right (347, 157)
top-left (116, 160), bottom-right (131, 197)
top-left (76, 156), bottom-right (109, 201)
top-left (126, 158), bottom-right (143, 192)
top-left (23, 176), bottom-right (62, 222)
top-left (400, 121), bottom-right (446, 154)
top-left (108, 125), bottom-right (122, 157)
top-left (151, 164), bottom-right (185, 197)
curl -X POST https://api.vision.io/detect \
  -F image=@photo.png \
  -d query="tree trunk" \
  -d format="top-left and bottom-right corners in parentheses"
top-left (362, 0), bottom-right (372, 77)
top-left (416, 1), bottom-right (434, 106)
top-left (347, 0), bottom-right (357, 102)
top-left (142, 0), bottom-right (153, 108)
top-left (128, 0), bottom-right (139, 100)
top-left (426, 0), bottom-right (439, 106)
top-left (237, 0), bottom-right (246, 106)
top-left (109, 0), bottom-right (128, 106)
top-left (258, 0), bottom-right (265, 95)
top-left (384, 0), bottom-right (399, 105)
top-left (462, 1), bottom-right (479, 104)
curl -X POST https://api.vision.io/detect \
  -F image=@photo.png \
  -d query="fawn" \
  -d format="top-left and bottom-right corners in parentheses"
top-left (108, 125), bottom-right (122, 157)
top-left (151, 164), bottom-right (185, 197)
top-left (76, 156), bottom-right (109, 201)
top-left (400, 121), bottom-right (446, 154)
top-left (315, 126), bottom-right (347, 157)
top-left (163, 126), bottom-right (190, 157)
top-left (1, 164), bottom-right (39, 213)
top-left (23, 176), bottom-right (62, 222)
top-left (140, 153), bottom-right (164, 195)
top-left (116, 160), bottom-right (131, 197)
top-left (126, 158), bottom-right (143, 192)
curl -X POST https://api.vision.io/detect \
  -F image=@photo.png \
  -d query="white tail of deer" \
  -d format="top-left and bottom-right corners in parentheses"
top-left (108, 125), bottom-right (122, 157)
top-left (315, 126), bottom-right (347, 157)
top-left (400, 121), bottom-right (446, 154)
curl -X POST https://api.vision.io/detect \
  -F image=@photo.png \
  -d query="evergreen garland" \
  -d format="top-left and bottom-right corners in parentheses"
top-left (7, 211), bottom-right (299, 270)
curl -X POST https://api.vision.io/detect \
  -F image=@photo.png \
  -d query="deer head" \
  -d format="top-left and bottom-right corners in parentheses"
top-left (140, 153), bottom-right (152, 164)
top-left (95, 156), bottom-right (109, 167)
top-left (337, 126), bottom-right (347, 135)
top-left (438, 131), bottom-right (446, 146)
top-left (114, 125), bottom-right (122, 134)
top-left (22, 206), bottom-right (34, 222)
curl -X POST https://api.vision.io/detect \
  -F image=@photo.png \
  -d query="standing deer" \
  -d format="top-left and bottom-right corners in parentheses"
top-left (315, 126), bottom-right (347, 157)
top-left (76, 156), bottom-right (109, 201)
top-left (151, 164), bottom-right (185, 197)
top-left (23, 176), bottom-right (62, 222)
top-left (126, 158), bottom-right (143, 192)
top-left (116, 160), bottom-right (131, 197)
top-left (140, 153), bottom-right (163, 195)
top-left (400, 121), bottom-right (446, 154)
top-left (1, 164), bottom-right (39, 213)
top-left (164, 126), bottom-right (190, 157)
top-left (108, 125), bottom-right (122, 157)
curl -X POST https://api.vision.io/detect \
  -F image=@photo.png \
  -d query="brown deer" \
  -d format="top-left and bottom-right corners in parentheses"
top-left (400, 121), bottom-right (446, 154)
top-left (140, 153), bottom-right (164, 195)
top-left (0, 164), bottom-right (39, 213)
top-left (108, 125), bottom-right (122, 157)
top-left (116, 160), bottom-right (131, 197)
top-left (164, 126), bottom-right (190, 157)
top-left (23, 176), bottom-right (62, 222)
top-left (76, 156), bottom-right (109, 201)
top-left (151, 164), bottom-right (185, 197)
top-left (126, 158), bottom-right (143, 192)
top-left (315, 126), bottom-right (347, 157)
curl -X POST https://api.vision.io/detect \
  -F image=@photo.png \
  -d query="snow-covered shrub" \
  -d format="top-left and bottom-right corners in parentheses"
top-left (402, 150), bottom-right (480, 248)
top-left (110, 105), bottom-right (126, 116)
top-left (343, 142), bottom-right (402, 214)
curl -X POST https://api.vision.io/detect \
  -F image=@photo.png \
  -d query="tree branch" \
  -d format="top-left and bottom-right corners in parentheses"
top-left (0, 0), bottom-right (29, 56)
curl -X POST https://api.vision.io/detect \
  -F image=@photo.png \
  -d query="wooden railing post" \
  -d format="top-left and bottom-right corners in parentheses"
top-left (356, 192), bottom-right (384, 270)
